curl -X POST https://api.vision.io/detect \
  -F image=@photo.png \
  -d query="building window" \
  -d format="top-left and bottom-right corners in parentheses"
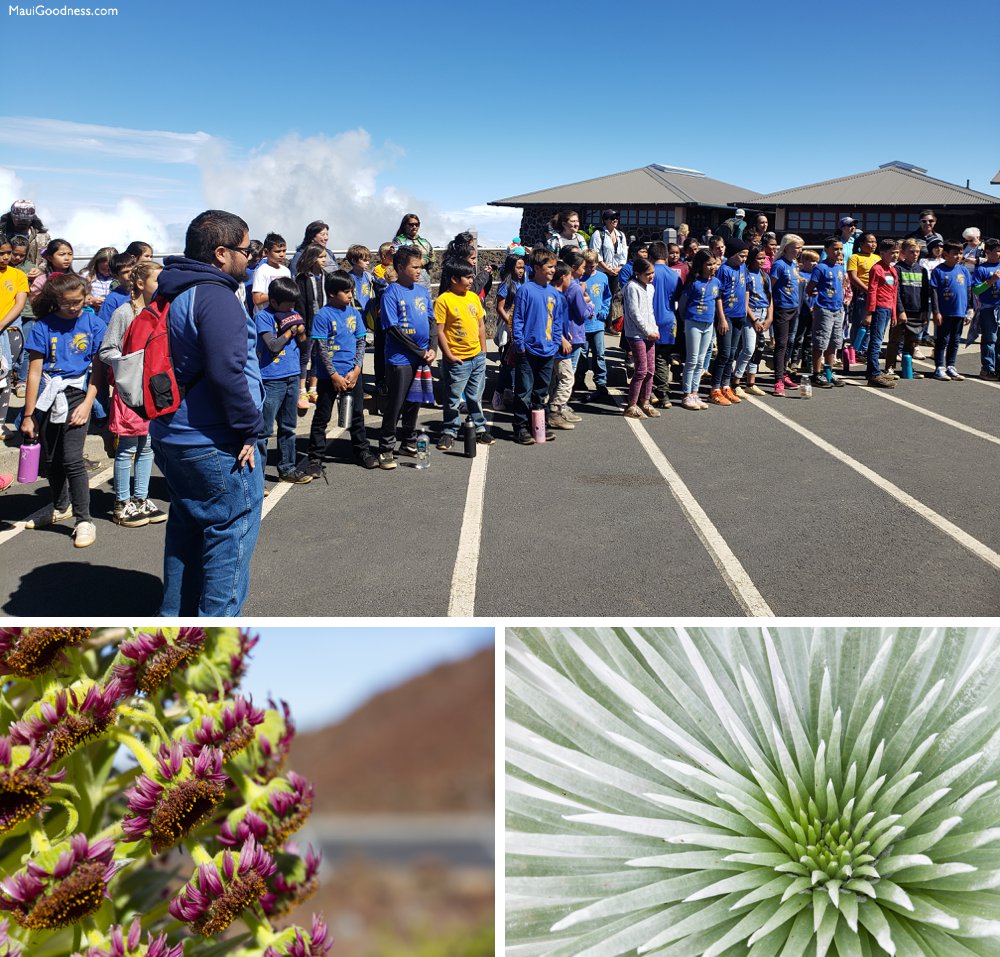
top-left (584, 207), bottom-right (675, 230)
top-left (786, 210), bottom-right (922, 236)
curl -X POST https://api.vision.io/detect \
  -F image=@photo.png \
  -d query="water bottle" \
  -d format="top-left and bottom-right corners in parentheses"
top-left (463, 416), bottom-right (477, 458)
top-left (901, 354), bottom-right (914, 379)
top-left (414, 429), bottom-right (430, 469)
top-left (17, 441), bottom-right (40, 484)
top-left (800, 377), bottom-right (812, 399)
top-left (530, 409), bottom-right (546, 444)
top-left (337, 392), bottom-right (353, 428)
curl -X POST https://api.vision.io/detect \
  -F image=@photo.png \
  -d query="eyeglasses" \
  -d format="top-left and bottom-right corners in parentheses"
top-left (921, 219), bottom-right (935, 225)
top-left (224, 244), bottom-right (252, 257)
top-left (407, 221), bottom-right (420, 228)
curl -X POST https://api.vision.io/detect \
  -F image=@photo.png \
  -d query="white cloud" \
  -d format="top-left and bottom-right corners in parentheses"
top-left (0, 166), bottom-right (24, 207)
top-left (54, 199), bottom-right (180, 257)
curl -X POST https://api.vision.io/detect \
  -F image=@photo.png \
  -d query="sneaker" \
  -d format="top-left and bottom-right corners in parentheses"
top-left (297, 391), bottom-right (310, 411)
top-left (308, 389), bottom-right (319, 404)
top-left (810, 373), bottom-right (833, 390)
top-left (548, 412), bottom-right (576, 429)
top-left (562, 408), bottom-right (583, 423)
top-left (867, 375), bottom-right (896, 389)
top-left (700, 369), bottom-right (712, 380)
top-left (933, 368), bottom-right (949, 381)
top-left (640, 403), bottom-right (661, 417)
top-left (913, 347), bottom-right (927, 360)
top-left (514, 431), bottom-right (535, 445)
top-left (946, 367), bottom-right (965, 381)
top-left (491, 391), bottom-right (505, 411)
top-left (721, 387), bottom-right (742, 404)
top-left (136, 498), bottom-right (167, 523)
top-left (72, 521), bottom-right (96, 548)
top-left (476, 431), bottom-right (496, 446)
top-left (398, 441), bottom-right (419, 457)
top-left (14, 382), bottom-right (26, 399)
top-left (622, 405), bottom-right (646, 419)
top-left (378, 451), bottom-right (397, 469)
top-left (708, 389), bottom-right (731, 406)
top-left (782, 375), bottom-right (799, 389)
top-left (883, 368), bottom-right (899, 381)
top-left (681, 394), bottom-right (700, 410)
top-left (0, 473), bottom-right (12, 492)
top-left (436, 433), bottom-right (455, 451)
top-left (745, 383), bottom-right (766, 396)
top-left (280, 469), bottom-right (313, 484)
top-left (113, 499), bottom-right (149, 528)
top-left (26, 504), bottom-right (73, 528)
top-left (830, 374), bottom-right (845, 388)
top-left (982, 368), bottom-right (1000, 381)
top-left (357, 452), bottom-right (379, 470)
top-left (773, 380), bottom-right (785, 397)
top-left (304, 460), bottom-right (324, 479)
top-left (83, 457), bottom-right (103, 473)
top-left (732, 384), bottom-right (748, 398)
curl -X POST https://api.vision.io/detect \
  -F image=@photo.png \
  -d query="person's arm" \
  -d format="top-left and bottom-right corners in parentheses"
top-left (435, 299), bottom-right (457, 363)
top-left (425, 315), bottom-right (438, 362)
top-left (68, 360), bottom-right (100, 427)
top-left (714, 296), bottom-right (727, 335)
top-left (478, 311), bottom-right (487, 355)
top-left (0, 291), bottom-right (26, 333)
top-left (847, 259), bottom-right (867, 294)
top-left (512, 287), bottom-right (526, 352)
top-left (260, 328), bottom-right (296, 354)
top-left (19, 353), bottom-right (43, 440)
top-left (343, 334), bottom-right (366, 389)
top-left (864, 266), bottom-right (880, 325)
top-left (97, 307), bottom-right (130, 364)
top-left (496, 289), bottom-right (513, 328)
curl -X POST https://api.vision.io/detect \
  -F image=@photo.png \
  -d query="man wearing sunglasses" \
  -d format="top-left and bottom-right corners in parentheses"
top-left (150, 208), bottom-right (266, 617)
top-left (905, 210), bottom-right (944, 254)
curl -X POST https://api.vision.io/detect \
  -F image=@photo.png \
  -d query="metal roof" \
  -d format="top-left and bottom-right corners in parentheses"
top-left (993, 169), bottom-right (1000, 185)
top-left (730, 163), bottom-right (1000, 207)
top-left (490, 164), bottom-right (762, 209)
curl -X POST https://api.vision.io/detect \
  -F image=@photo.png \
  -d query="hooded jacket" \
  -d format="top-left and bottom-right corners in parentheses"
top-left (148, 256), bottom-right (264, 446)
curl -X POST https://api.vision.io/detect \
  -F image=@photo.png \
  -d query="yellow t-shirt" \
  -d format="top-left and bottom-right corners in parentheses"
top-left (434, 290), bottom-right (484, 360)
top-left (0, 265), bottom-right (29, 322)
top-left (847, 252), bottom-right (879, 288)
top-left (373, 263), bottom-right (388, 279)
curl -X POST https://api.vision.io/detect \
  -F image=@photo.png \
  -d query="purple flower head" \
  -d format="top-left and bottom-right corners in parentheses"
top-left (217, 772), bottom-right (314, 852)
top-left (73, 917), bottom-right (184, 957)
top-left (211, 629), bottom-right (260, 700)
top-left (10, 679), bottom-right (124, 761)
top-left (168, 836), bottom-right (275, 937)
top-left (262, 915), bottom-right (332, 957)
top-left (259, 844), bottom-right (322, 919)
top-left (0, 736), bottom-right (66, 835)
top-left (122, 744), bottom-right (228, 854)
top-left (0, 834), bottom-right (124, 930)
top-left (0, 628), bottom-right (91, 678)
top-left (242, 698), bottom-right (296, 782)
top-left (114, 628), bottom-right (207, 695)
top-left (180, 695), bottom-right (265, 761)
top-left (0, 917), bottom-right (23, 957)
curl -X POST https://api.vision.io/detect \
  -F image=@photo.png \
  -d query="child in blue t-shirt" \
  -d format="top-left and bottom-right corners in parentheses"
top-left (20, 273), bottom-right (106, 547)
top-left (255, 277), bottom-right (311, 485)
top-left (931, 242), bottom-right (973, 380)
top-left (648, 242), bottom-right (680, 406)
top-left (972, 238), bottom-right (1000, 378)
top-left (308, 271), bottom-right (377, 471)
top-left (491, 252), bottom-right (526, 411)
top-left (680, 253), bottom-right (722, 409)
top-left (807, 239), bottom-right (848, 386)
top-left (575, 249), bottom-right (611, 399)
top-left (377, 246), bottom-right (437, 469)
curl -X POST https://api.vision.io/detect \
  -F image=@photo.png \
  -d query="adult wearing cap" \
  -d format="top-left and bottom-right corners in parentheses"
top-left (717, 209), bottom-right (746, 242)
top-left (822, 217), bottom-right (859, 263)
top-left (905, 209), bottom-right (944, 254)
top-left (590, 209), bottom-right (629, 296)
top-left (0, 201), bottom-right (50, 264)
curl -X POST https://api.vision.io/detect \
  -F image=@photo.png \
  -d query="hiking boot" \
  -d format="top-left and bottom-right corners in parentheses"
top-left (279, 469), bottom-right (313, 484)
top-left (548, 412), bottom-right (575, 429)
top-left (135, 498), bottom-right (166, 523)
top-left (476, 431), bottom-right (496, 446)
top-left (436, 433), bottom-right (455, 451)
top-left (26, 504), bottom-right (73, 528)
top-left (981, 368), bottom-right (999, 380)
top-left (378, 451), bottom-right (397, 469)
top-left (562, 408), bottom-right (583, 422)
top-left (304, 460), bottom-right (324, 479)
top-left (113, 499), bottom-right (149, 528)
top-left (72, 521), bottom-right (97, 548)
top-left (708, 389), bottom-right (731, 406)
top-left (867, 374), bottom-right (896, 388)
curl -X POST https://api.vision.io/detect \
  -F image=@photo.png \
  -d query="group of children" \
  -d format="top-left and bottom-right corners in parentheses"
top-left (3, 214), bottom-right (997, 549)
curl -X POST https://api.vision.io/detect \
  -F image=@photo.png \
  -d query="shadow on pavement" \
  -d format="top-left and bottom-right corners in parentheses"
top-left (4, 562), bottom-right (162, 616)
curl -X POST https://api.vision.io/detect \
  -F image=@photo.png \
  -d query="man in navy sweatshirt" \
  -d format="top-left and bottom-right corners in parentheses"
top-left (150, 209), bottom-right (265, 616)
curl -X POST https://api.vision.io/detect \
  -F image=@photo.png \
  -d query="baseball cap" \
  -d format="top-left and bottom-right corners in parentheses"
top-left (735, 209), bottom-right (746, 218)
top-left (838, 217), bottom-right (857, 228)
top-left (10, 200), bottom-right (35, 220)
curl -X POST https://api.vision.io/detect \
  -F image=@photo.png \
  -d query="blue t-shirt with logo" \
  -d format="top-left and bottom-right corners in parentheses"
top-left (717, 262), bottom-right (748, 319)
top-left (98, 290), bottom-right (129, 324)
top-left (313, 304), bottom-right (364, 377)
top-left (512, 281), bottom-right (563, 357)
top-left (26, 310), bottom-right (105, 377)
top-left (380, 282), bottom-right (432, 366)
top-left (652, 263), bottom-right (679, 343)
top-left (931, 263), bottom-right (971, 317)
top-left (683, 277), bottom-right (720, 325)
top-left (352, 271), bottom-right (375, 313)
top-left (254, 307), bottom-right (302, 380)
top-left (770, 257), bottom-right (801, 310)
top-left (583, 270), bottom-right (611, 330)
top-left (810, 262), bottom-right (845, 311)
top-left (747, 270), bottom-right (770, 309)
top-left (973, 262), bottom-right (1000, 308)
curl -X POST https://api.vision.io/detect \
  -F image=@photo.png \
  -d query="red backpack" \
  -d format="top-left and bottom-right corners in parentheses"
top-left (116, 293), bottom-right (197, 419)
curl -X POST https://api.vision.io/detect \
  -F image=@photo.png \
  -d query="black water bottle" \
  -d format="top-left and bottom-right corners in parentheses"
top-left (463, 416), bottom-right (477, 458)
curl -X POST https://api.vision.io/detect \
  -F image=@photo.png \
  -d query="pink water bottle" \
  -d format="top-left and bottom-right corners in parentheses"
top-left (530, 409), bottom-right (546, 444)
top-left (17, 441), bottom-right (40, 484)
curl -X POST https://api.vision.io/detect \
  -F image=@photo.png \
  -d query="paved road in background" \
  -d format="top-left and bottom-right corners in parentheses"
top-left (0, 340), bottom-right (997, 617)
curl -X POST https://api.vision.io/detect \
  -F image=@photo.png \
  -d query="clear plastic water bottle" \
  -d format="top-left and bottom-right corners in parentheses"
top-left (414, 429), bottom-right (430, 469)
top-left (800, 377), bottom-right (812, 399)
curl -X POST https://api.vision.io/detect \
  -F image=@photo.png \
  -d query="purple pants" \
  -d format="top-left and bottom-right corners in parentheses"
top-left (628, 338), bottom-right (655, 406)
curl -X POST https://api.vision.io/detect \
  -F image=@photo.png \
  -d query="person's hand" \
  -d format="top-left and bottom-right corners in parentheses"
top-left (238, 444), bottom-right (255, 469)
top-left (332, 373), bottom-right (348, 392)
top-left (20, 415), bottom-right (35, 440)
top-left (26, 267), bottom-right (41, 280)
top-left (863, 314), bottom-right (872, 328)
top-left (345, 368), bottom-right (359, 388)
top-left (560, 337), bottom-right (572, 355)
top-left (934, 313), bottom-right (943, 325)
top-left (423, 348), bottom-right (436, 363)
top-left (717, 317), bottom-right (729, 336)
top-left (649, 330), bottom-right (660, 341)
top-left (68, 400), bottom-right (93, 427)
top-left (754, 321), bottom-right (765, 333)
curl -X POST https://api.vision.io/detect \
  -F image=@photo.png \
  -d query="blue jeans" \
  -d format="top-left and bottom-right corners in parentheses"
top-left (867, 307), bottom-right (892, 378)
top-left (258, 376), bottom-right (300, 476)
top-left (513, 352), bottom-right (554, 434)
top-left (711, 315), bottom-right (743, 389)
top-left (683, 321), bottom-right (714, 394)
top-left (934, 316), bottom-right (963, 370)
top-left (850, 297), bottom-right (869, 355)
top-left (575, 328), bottom-right (607, 387)
top-left (152, 440), bottom-right (264, 617)
top-left (17, 319), bottom-right (34, 381)
top-left (979, 304), bottom-right (999, 374)
top-left (441, 352), bottom-right (487, 436)
top-left (114, 434), bottom-right (153, 501)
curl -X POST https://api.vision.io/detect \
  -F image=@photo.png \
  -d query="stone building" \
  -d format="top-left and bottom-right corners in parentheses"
top-left (729, 161), bottom-right (1000, 244)
top-left (489, 164), bottom-right (763, 246)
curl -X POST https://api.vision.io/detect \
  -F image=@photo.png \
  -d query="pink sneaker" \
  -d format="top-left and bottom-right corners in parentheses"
top-left (773, 380), bottom-right (785, 397)
top-left (0, 474), bottom-right (12, 492)
top-left (782, 375), bottom-right (799, 389)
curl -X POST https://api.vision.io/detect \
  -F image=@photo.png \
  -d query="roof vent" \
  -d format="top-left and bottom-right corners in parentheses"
top-left (650, 164), bottom-right (706, 177)
top-left (878, 160), bottom-right (927, 174)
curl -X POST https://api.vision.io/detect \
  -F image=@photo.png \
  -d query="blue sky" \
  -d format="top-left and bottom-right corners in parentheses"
top-left (3, 1), bottom-right (999, 253)
top-left (237, 627), bottom-right (494, 731)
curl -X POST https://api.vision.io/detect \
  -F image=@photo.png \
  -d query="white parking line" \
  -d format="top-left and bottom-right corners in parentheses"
top-left (447, 431), bottom-right (491, 618)
top-left (625, 415), bottom-right (775, 616)
top-left (842, 379), bottom-right (1000, 447)
top-left (746, 397), bottom-right (1000, 572)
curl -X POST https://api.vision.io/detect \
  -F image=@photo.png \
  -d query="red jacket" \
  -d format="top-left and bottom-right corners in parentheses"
top-left (867, 260), bottom-right (899, 317)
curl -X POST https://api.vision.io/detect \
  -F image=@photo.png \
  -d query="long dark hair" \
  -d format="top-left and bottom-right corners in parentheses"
top-left (296, 220), bottom-right (329, 252)
top-left (394, 213), bottom-right (421, 239)
top-left (34, 273), bottom-right (90, 318)
top-left (41, 238), bottom-right (76, 274)
top-left (296, 243), bottom-right (328, 277)
top-left (683, 250), bottom-right (715, 289)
